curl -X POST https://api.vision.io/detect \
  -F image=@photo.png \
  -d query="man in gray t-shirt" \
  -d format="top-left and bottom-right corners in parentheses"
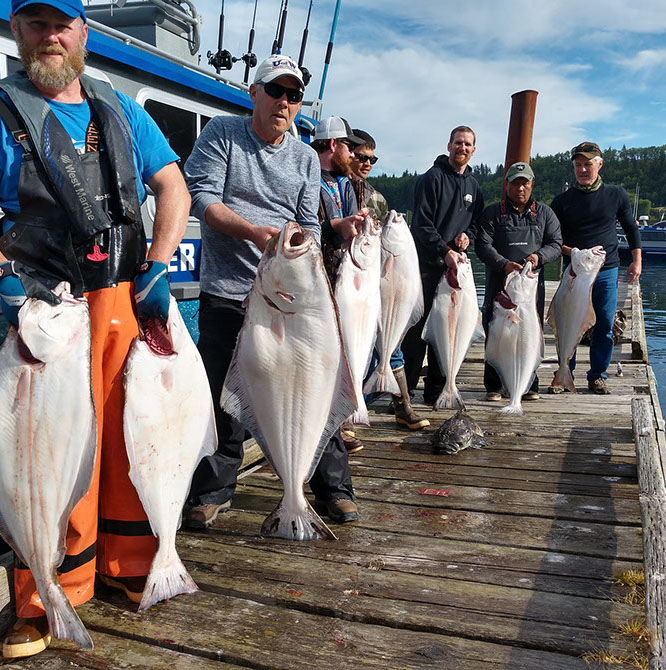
top-left (184, 55), bottom-right (358, 528)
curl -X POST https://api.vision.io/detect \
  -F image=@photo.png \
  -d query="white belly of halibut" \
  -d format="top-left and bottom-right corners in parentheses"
top-left (335, 244), bottom-right (381, 425)
top-left (123, 297), bottom-right (217, 610)
top-left (0, 283), bottom-right (96, 650)
top-left (422, 259), bottom-right (483, 409)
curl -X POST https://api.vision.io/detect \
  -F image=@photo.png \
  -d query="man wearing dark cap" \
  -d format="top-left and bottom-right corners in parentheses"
top-left (186, 63), bottom-right (358, 527)
top-left (402, 125), bottom-right (485, 402)
top-left (549, 142), bottom-right (642, 395)
top-left (475, 162), bottom-right (562, 401)
top-left (0, 0), bottom-right (190, 657)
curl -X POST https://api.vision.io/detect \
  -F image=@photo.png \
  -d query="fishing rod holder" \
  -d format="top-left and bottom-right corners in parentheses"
top-left (240, 52), bottom-right (257, 70)
top-left (300, 65), bottom-right (311, 87)
top-left (207, 48), bottom-right (233, 71)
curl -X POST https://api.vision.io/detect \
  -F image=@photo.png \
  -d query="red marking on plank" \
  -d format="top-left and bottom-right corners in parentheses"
top-left (419, 488), bottom-right (450, 496)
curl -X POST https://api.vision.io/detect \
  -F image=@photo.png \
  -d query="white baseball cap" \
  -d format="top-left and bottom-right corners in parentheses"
top-left (254, 54), bottom-right (304, 89)
top-left (313, 116), bottom-right (364, 145)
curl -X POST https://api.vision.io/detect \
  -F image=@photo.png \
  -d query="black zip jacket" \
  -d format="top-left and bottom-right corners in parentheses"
top-left (475, 198), bottom-right (563, 273)
top-left (410, 155), bottom-right (484, 270)
top-left (550, 183), bottom-right (640, 270)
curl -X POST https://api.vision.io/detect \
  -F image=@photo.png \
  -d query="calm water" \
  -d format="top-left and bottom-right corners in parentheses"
top-left (0, 258), bottom-right (664, 409)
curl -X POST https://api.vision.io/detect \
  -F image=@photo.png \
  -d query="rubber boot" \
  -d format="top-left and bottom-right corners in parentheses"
top-left (392, 366), bottom-right (430, 430)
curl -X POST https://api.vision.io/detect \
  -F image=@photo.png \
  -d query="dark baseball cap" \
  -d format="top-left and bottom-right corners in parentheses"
top-left (11, 0), bottom-right (86, 21)
top-left (506, 161), bottom-right (535, 182)
top-left (571, 141), bottom-right (602, 160)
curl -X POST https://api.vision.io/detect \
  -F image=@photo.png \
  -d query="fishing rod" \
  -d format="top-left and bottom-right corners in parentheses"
top-left (207, 0), bottom-right (233, 73)
top-left (318, 0), bottom-right (341, 101)
top-left (297, 0), bottom-right (313, 86)
top-left (241, 0), bottom-right (259, 84)
top-left (271, 0), bottom-right (288, 55)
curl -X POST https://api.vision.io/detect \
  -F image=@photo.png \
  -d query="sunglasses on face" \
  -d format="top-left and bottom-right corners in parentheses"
top-left (353, 153), bottom-right (378, 165)
top-left (262, 81), bottom-right (304, 104)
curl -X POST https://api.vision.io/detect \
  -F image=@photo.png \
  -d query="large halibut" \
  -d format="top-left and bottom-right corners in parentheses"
top-left (334, 214), bottom-right (382, 425)
top-left (547, 246), bottom-right (606, 392)
top-left (124, 297), bottom-right (217, 611)
top-left (486, 263), bottom-right (544, 415)
top-left (422, 255), bottom-right (483, 409)
top-left (364, 210), bottom-right (423, 395)
top-left (0, 283), bottom-right (96, 650)
top-left (222, 222), bottom-right (356, 541)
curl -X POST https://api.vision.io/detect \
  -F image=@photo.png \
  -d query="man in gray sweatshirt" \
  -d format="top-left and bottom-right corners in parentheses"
top-left (184, 55), bottom-right (358, 528)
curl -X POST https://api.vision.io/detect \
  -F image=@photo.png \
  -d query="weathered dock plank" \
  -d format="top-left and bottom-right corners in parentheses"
top-left (77, 590), bottom-right (593, 670)
top-left (179, 526), bottom-right (638, 600)
top-left (1, 630), bottom-right (245, 669)
top-left (633, 397), bottom-right (666, 669)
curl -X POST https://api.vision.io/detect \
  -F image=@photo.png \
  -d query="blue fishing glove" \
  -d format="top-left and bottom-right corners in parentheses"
top-left (134, 260), bottom-right (171, 322)
top-left (0, 261), bottom-right (27, 326)
top-left (0, 261), bottom-right (61, 326)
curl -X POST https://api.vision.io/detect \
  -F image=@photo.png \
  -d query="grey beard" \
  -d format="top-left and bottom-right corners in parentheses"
top-left (24, 58), bottom-right (82, 90)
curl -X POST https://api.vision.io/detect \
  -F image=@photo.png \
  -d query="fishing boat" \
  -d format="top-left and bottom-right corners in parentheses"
top-left (0, 0), bottom-right (337, 302)
top-left (618, 216), bottom-right (666, 258)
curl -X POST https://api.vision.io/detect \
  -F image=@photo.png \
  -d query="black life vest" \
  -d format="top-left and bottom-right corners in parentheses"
top-left (0, 71), bottom-right (146, 295)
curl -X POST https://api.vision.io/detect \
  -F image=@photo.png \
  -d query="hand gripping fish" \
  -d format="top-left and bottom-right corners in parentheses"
top-left (124, 297), bottom-right (217, 610)
top-left (546, 246), bottom-right (606, 392)
top-left (0, 283), bottom-right (96, 650)
top-left (485, 262), bottom-right (544, 415)
top-left (222, 222), bottom-right (357, 541)
top-left (364, 211), bottom-right (423, 395)
top-left (422, 255), bottom-right (483, 409)
top-left (334, 214), bottom-right (382, 425)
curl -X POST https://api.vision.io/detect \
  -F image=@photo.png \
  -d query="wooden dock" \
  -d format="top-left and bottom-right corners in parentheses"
top-left (1, 278), bottom-right (663, 669)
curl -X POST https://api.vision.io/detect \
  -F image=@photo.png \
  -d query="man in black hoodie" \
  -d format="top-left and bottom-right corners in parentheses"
top-left (402, 126), bottom-right (484, 402)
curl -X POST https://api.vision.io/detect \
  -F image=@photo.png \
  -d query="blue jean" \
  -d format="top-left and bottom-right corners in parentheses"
top-left (569, 266), bottom-right (618, 381)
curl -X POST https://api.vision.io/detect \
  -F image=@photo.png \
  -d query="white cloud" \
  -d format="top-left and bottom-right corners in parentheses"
top-left (318, 46), bottom-right (618, 174)
top-left (191, 1), bottom-right (659, 173)
top-left (618, 49), bottom-right (666, 72)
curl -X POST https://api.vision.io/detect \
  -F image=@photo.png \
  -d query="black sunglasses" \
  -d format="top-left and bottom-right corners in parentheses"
top-left (262, 81), bottom-right (304, 104)
top-left (354, 153), bottom-right (378, 165)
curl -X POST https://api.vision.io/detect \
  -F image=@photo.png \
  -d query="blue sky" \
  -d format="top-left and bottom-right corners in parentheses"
top-left (195, 0), bottom-right (666, 175)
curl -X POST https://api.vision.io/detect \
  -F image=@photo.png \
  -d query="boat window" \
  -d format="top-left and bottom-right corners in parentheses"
top-left (144, 99), bottom-right (196, 169)
top-left (642, 231), bottom-right (666, 241)
top-left (200, 115), bottom-right (211, 131)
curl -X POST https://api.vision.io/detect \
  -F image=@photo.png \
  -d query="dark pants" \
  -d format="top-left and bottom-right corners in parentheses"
top-left (188, 291), bottom-right (355, 506)
top-left (482, 270), bottom-right (545, 394)
top-left (402, 270), bottom-right (446, 396)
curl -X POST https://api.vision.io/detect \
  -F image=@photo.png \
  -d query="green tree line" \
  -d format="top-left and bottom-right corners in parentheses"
top-left (368, 144), bottom-right (666, 220)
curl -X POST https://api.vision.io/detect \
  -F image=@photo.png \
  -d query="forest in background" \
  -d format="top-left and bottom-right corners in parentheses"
top-left (368, 144), bottom-right (666, 221)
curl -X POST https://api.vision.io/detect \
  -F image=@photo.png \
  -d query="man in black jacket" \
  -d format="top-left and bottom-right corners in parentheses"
top-left (402, 126), bottom-right (484, 402)
top-left (475, 162), bottom-right (562, 400)
top-left (549, 141), bottom-right (641, 395)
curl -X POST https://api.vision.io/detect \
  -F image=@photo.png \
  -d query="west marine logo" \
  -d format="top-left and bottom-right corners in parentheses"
top-left (61, 154), bottom-right (72, 164)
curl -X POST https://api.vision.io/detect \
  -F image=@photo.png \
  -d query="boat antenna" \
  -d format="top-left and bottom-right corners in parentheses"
top-left (297, 0), bottom-right (313, 87)
top-left (318, 0), bottom-right (341, 101)
top-left (241, 0), bottom-right (259, 84)
top-left (271, 0), bottom-right (288, 55)
top-left (207, 0), bottom-right (233, 73)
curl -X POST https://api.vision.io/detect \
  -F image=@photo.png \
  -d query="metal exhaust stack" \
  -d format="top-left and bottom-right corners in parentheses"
top-left (502, 89), bottom-right (538, 196)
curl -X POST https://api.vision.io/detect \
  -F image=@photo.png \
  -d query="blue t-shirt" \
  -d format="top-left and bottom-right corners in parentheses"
top-left (0, 89), bottom-right (178, 223)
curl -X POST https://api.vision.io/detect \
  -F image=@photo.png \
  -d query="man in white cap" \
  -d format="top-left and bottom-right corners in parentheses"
top-left (185, 56), bottom-right (358, 527)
